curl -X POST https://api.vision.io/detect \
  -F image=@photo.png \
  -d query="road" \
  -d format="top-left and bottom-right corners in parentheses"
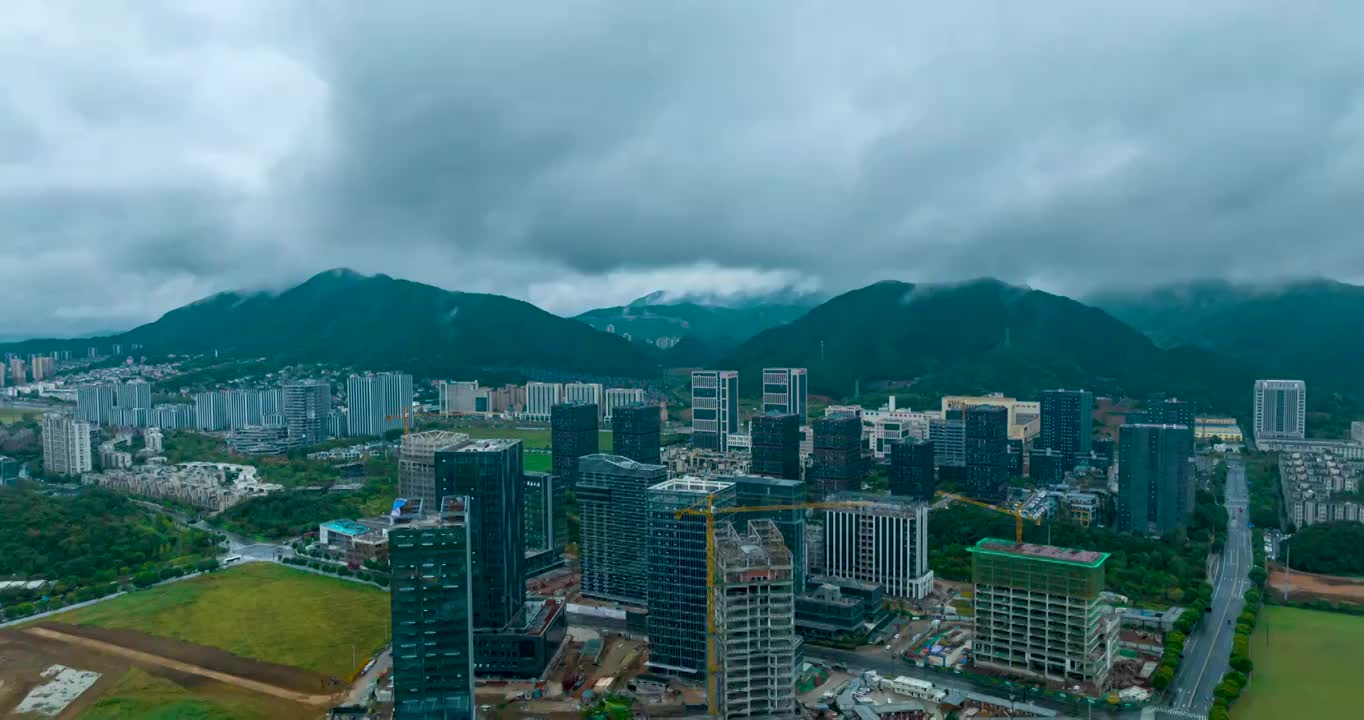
top-left (1159, 457), bottom-right (1252, 719)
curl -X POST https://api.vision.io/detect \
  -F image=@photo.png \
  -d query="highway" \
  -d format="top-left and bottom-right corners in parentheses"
top-left (1159, 457), bottom-right (1252, 719)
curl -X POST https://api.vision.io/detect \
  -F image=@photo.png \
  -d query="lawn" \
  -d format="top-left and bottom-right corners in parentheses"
top-left (1232, 606), bottom-right (1364, 720)
top-left (50, 563), bottom-right (390, 679)
top-left (0, 407), bottom-right (40, 424)
top-left (443, 422), bottom-right (613, 451)
top-left (80, 669), bottom-right (277, 720)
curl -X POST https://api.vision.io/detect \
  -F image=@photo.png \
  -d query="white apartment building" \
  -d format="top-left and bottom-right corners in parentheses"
top-left (762, 367), bottom-right (808, 423)
top-left (603, 388), bottom-right (646, 422)
top-left (563, 382), bottom-right (604, 412)
top-left (42, 413), bottom-right (92, 476)
top-left (523, 382), bottom-right (563, 422)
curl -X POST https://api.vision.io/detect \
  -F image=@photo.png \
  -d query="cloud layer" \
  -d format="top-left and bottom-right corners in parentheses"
top-left (3, 1), bottom-right (1364, 337)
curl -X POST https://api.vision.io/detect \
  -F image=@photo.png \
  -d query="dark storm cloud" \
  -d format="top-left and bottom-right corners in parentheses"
top-left (3, 1), bottom-right (1364, 337)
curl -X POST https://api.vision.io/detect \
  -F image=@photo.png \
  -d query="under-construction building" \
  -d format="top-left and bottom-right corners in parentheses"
top-left (646, 477), bottom-right (737, 677)
top-left (399, 431), bottom-right (470, 510)
top-left (968, 538), bottom-right (1120, 690)
top-left (714, 519), bottom-right (798, 719)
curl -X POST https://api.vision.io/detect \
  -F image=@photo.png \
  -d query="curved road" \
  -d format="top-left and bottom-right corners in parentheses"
top-left (1158, 457), bottom-right (1252, 719)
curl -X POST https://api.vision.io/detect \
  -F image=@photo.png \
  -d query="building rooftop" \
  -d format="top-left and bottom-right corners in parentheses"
top-left (718, 473), bottom-right (804, 489)
top-left (579, 453), bottom-right (665, 472)
top-left (826, 491), bottom-right (928, 515)
top-left (970, 538), bottom-right (1109, 567)
top-left (322, 519), bottom-right (372, 537)
top-left (649, 476), bottom-right (736, 494)
top-left (453, 438), bottom-right (520, 452)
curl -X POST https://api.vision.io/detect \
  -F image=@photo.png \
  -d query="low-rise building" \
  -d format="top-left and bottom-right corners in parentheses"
top-left (1195, 416), bottom-right (1244, 444)
top-left (319, 519), bottom-right (390, 566)
top-left (1281, 451), bottom-right (1364, 527)
top-left (795, 575), bottom-right (888, 641)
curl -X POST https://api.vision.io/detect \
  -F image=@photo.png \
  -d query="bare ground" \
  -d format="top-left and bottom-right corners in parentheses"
top-left (1269, 567), bottom-right (1364, 604)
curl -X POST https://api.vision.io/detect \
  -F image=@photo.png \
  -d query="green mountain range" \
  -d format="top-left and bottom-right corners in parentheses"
top-left (721, 279), bottom-right (1254, 412)
top-left (1092, 278), bottom-right (1364, 397)
top-left (10, 269), bottom-right (657, 379)
top-left (575, 290), bottom-right (816, 360)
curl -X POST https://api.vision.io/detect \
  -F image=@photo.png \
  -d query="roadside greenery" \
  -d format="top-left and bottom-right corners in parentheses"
top-left (1243, 451), bottom-right (1283, 530)
top-left (1282, 522), bottom-right (1364, 576)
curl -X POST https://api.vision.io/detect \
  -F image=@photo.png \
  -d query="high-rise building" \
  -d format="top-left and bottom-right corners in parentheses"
top-left (193, 390), bottom-right (228, 431)
top-left (347, 372), bottom-right (414, 436)
top-left (750, 412), bottom-right (801, 479)
top-left (611, 403), bottom-right (661, 464)
top-left (433, 439), bottom-right (525, 631)
top-left (714, 520), bottom-right (798, 718)
top-left (390, 496), bottom-right (476, 719)
top-left (8, 358), bottom-right (26, 385)
top-left (562, 382), bottom-right (604, 413)
top-left (762, 367), bottom-right (808, 423)
top-left (969, 539), bottom-right (1120, 690)
top-left (691, 370), bottom-right (738, 452)
top-left (890, 439), bottom-right (935, 501)
top-left (1143, 398), bottom-right (1196, 429)
top-left (150, 403), bottom-right (196, 430)
top-left (603, 388), bottom-right (645, 422)
top-left (399, 431), bottom-right (470, 512)
top-left (41, 413), bottom-right (92, 476)
top-left (29, 355), bottom-right (55, 382)
top-left (578, 454), bottom-right (667, 606)
top-left (550, 403), bottom-right (598, 487)
top-left (523, 382), bottom-right (562, 422)
top-left (1040, 389), bottom-right (1093, 471)
top-left (0, 456), bottom-right (19, 487)
top-left (821, 492), bottom-right (933, 600)
top-left (809, 414), bottom-right (862, 498)
top-left (965, 405), bottom-right (1010, 502)
top-left (929, 417), bottom-right (966, 468)
top-left (1117, 424), bottom-right (1195, 535)
top-left (116, 379), bottom-right (152, 412)
top-left (523, 471), bottom-right (566, 556)
top-left (724, 474), bottom-right (808, 591)
top-left (647, 477), bottom-right (737, 677)
top-left (77, 384), bottom-right (117, 425)
top-left (1253, 379), bottom-right (1306, 443)
top-left (284, 380), bottom-right (331, 446)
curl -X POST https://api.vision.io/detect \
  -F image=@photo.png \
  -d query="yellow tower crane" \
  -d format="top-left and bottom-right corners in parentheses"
top-left (674, 496), bottom-right (874, 717)
top-left (934, 490), bottom-right (1041, 544)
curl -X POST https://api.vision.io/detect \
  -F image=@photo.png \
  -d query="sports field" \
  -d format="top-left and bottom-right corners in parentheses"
top-left (49, 563), bottom-right (390, 680)
top-left (1231, 606), bottom-right (1364, 720)
top-left (444, 423), bottom-right (613, 451)
top-left (0, 406), bottom-right (40, 424)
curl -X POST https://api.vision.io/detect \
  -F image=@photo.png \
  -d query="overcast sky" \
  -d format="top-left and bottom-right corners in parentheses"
top-left (3, 2), bottom-right (1363, 338)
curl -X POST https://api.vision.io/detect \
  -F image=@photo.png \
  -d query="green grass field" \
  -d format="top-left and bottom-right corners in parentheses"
top-left (0, 407), bottom-right (40, 424)
top-left (80, 669), bottom-right (275, 720)
top-left (442, 423), bottom-right (613, 451)
top-left (51, 563), bottom-right (390, 679)
top-left (1232, 606), bottom-right (1364, 720)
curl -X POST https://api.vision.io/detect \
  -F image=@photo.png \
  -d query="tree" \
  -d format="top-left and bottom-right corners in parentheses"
top-left (1152, 665), bottom-right (1175, 690)
top-left (1230, 655), bottom-right (1254, 673)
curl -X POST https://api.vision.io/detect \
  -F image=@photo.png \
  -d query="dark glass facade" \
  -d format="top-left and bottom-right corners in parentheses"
top-left (1117, 424), bottom-right (1195, 535)
top-left (646, 478), bottom-right (737, 677)
top-left (750, 412), bottom-right (801, 479)
top-left (523, 471), bottom-right (566, 555)
top-left (889, 439), bottom-right (935, 501)
top-left (1040, 389), bottom-right (1094, 471)
top-left (810, 414), bottom-right (863, 498)
top-left (433, 439), bottom-right (525, 631)
top-left (965, 405), bottom-right (1009, 503)
top-left (390, 500), bottom-right (475, 719)
top-left (725, 474), bottom-right (808, 590)
top-left (577, 454), bottom-right (667, 606)
top-left (612, 403), bottom-right (661, 464)
top-left (551, 402), bottom-right (599, 487)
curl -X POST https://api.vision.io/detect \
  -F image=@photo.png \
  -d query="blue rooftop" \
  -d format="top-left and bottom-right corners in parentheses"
top-left (323, 519), bottom-right (371, 536)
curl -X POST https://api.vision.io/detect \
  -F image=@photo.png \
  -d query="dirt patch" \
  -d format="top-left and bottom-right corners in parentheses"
top-left (0, 630), bottom-right (128, 719)
top-left (35, 623), bottom-right (334, 694)
top-left (1270, 568), bottom-right (1364, 604)
top-left (22, 626), bottom-right (339, 707)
